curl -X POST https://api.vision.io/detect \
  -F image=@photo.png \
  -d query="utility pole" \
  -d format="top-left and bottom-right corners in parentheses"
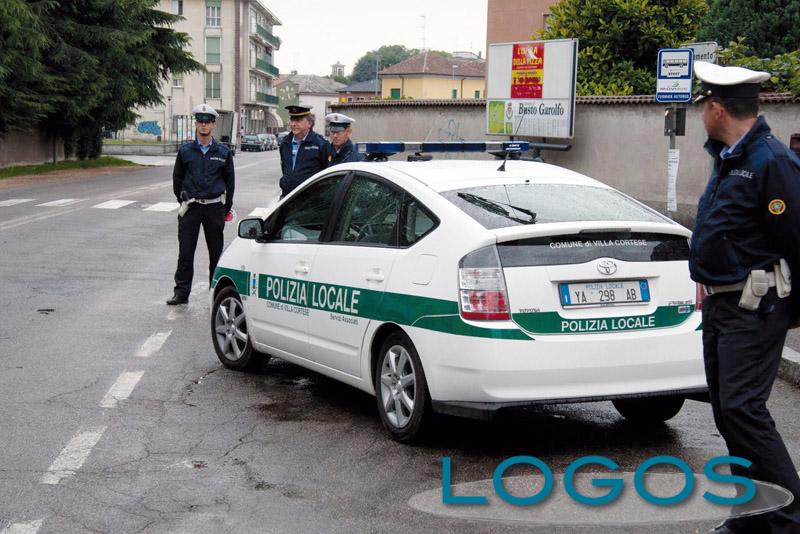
top-left (374, 54), bottom-right (380, 96)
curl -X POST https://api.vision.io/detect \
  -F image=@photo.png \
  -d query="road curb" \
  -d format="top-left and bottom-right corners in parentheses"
top-left (780, 346), bottom-right (800, 386)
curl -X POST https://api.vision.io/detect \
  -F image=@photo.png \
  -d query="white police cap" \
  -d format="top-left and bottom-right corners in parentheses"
top-left (325, 112), bottom-right (355, 131)
top-left (694, 61), bottom-right (771, 103)
top-left (192, 103), bottom-right (219, 120)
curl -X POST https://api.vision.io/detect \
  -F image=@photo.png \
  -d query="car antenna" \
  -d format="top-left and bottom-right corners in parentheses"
top-left (497, 149), bottom-right (510, 172)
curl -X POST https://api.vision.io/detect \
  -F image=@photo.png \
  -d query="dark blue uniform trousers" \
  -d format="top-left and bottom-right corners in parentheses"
top-left (703, 288), bottom-right (800, 533)
top-left (173, 202), bottom-right (225, 298)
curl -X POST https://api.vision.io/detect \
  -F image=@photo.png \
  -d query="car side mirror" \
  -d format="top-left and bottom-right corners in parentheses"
top-left (238, 218), bottom-right (265, 240)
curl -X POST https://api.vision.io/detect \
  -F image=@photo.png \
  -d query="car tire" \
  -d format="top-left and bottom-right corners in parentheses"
top-left (211, 286), bottom-right (269, 371)
top-left (374, 332), bottom-right (431, 443)
top-left (612, 396), bottom-right (684, 423)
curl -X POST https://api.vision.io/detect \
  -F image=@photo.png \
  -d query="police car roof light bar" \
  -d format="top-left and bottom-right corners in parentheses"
top-left (358, 141), bottom-right (530, 161)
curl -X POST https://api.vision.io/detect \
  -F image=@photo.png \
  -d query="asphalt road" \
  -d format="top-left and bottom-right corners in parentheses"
top-left (2, 150), bottom-right (800, 533)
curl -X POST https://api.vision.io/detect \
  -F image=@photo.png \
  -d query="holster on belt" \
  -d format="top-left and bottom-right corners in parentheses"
top-left (178, 198), bottom-right (195, 217)
top-left (737, 260), bottom-right (792, 310)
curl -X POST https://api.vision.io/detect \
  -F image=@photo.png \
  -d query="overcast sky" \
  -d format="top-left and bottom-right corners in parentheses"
top-left (270, 0), bottom-right (489, 76)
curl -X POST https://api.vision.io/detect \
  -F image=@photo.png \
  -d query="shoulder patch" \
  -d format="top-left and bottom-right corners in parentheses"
top-left (768, 199), bottom-right (786, 215)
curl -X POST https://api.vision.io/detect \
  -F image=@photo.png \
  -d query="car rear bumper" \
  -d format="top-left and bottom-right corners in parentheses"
top-left (408, 320), bottom-right (707, 406)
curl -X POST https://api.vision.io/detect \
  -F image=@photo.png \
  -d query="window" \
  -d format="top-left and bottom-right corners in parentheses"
top-left (543, 13), bottom-right (551, 32)
top-left (441, 184), bottom-right (667, 230)
top-left (390, 88), bottom-right (401, 99)
top-left (206, 37), bottom-right (220, 64)
top-left (250, 10), bottom-right (257, 33)
top-left (205, 72), bottom-right (221, 99)
top-left (452, 89), bottom-right (458, 99)
top-left (270, 176), bottom-right (344, 242)
top-left (332, 176), bottom-right (401, 247)
top-left (172, 76), bottom-right (183, 88)
top-left (474, 90), bottom-right (481, 99)
top-left (206, 3), bottom-right (221, 26)
top-left (400, 196), bottom-right (438, 246)
top-left (171, 0), bottom-right (183, 15)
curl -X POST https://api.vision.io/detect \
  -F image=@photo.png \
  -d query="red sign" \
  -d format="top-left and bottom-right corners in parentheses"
top-left (511, 43), bottom-right (544, 99)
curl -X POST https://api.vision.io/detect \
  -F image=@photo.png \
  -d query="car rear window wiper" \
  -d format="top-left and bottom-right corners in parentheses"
top-left (457, 192), bottom-right (537, 224)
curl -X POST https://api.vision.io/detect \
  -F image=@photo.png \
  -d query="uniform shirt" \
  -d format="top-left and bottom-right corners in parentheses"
top-left (278, 129), bottom-right (330, 196)
top-left (197, 137), bottom-right (212, 155)
top-left (172, 138), bottom-right (235, 213)
top-left (689, 116), bottom-right (800, 299)
top-left (291, 133), bottom-right (307, 170)
top-left (328, 138), bottom-right (363, 166)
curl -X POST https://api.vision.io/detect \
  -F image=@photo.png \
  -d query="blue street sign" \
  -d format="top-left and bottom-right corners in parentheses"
top-left (656, 48), bottom-right (694, 103)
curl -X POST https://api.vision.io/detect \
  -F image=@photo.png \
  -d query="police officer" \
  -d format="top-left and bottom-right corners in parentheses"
top-left (325, 112), bottom-right (363, 165)
top-left (278, 105), bottom-right (330, 197)
top-left (690, 61), bottom-right (800, 533)
top-left (167, 103), bottom-right (235, 305)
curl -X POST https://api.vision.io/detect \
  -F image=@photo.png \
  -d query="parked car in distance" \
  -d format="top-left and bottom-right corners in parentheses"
top-left (258, 133), bottom-right (277, 150)
top-left (276, 131), bottom-right (289, 145)
top-left (240, 134), bottom-right (265, 152)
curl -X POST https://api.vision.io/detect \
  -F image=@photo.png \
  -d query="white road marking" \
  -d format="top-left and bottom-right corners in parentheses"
top-left (236, 162), bottom-right (260, 170)
top-left (0, 198), bottom-right (36, 207)
top-left (0, 207), bottom-right (84, 232)
top-left (143, 202), bottom-right (179, 212)
top-left (40, 427), bottom-right (106, 485)
top-left (136, 330), bottom-right (172, 358)
top-left (167, 308), bottom-right (181, 321)
top-left (100, 371), bottom-right (144, 408)
top-left (92, 200), bottom-right (137, 210)
top-left (35, 198), bottom-right (83, 207)
top-left (1, 519), bottom-right (44, 534)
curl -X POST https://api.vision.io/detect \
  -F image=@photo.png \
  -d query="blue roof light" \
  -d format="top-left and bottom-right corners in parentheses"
top-left (357, 141), bottom-right (530, 159)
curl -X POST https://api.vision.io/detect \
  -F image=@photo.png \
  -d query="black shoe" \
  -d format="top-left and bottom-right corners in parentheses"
top-left (166, 294), bottom-right (188, 305)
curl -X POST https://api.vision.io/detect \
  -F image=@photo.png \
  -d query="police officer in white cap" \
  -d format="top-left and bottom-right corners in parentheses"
top-left (325, 112), bottom-right (363, 165)
top-left (167, 103), bottom-right (235, 305)
top-left (690, 61), bottom-right (800, 533)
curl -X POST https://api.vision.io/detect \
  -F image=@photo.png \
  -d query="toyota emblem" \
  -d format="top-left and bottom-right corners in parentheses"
top-left (597, 259), bottom-right (617, 275)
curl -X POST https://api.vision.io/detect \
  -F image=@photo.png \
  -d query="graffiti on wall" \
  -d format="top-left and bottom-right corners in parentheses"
top-left (437, 119), bottom-right (465, 142)
top-left (137, 121), bottom-right (162, 136)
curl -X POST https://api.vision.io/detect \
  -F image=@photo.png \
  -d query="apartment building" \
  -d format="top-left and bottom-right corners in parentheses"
top-left (125, 0), bottom-right (282, 142)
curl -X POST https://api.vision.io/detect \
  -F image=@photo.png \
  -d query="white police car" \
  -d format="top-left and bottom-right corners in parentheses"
top-left (211, 142), bottom-right (706, 442)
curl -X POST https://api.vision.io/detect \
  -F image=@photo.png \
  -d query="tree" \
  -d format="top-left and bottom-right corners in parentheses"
top-left (0, 0), bottom-right (201, 157)
top-left (40, 0), bottom-right (202, 158)
top-left (0, 0), bottom-right (54, 134)
top-left (351, 45), bottom-right (417, 82)
top-left (717, 38), bottom-right (800, 96)
top-left (698, 0), bottom-right (800, 58)
top-left (542, 0), bottom-right (708, 95)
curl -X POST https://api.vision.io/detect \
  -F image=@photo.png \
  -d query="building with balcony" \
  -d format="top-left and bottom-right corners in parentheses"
top-left (123, 0), bottom-right (282, 142)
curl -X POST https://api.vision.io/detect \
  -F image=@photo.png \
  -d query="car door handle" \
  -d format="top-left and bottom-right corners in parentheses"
top-left (294, 264), bottom-right (310, 274)
top-left (365, 271), bottom-right (385, 282)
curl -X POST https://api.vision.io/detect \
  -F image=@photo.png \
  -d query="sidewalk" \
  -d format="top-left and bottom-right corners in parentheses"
top-left (780, 346), bottom-right (800, 386)
top-left (114, 154), bottom-right (177, 167)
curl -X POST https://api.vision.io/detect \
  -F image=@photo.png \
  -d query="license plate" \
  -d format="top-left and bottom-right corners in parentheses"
top-left (559, 280), bottom-right (650, 307)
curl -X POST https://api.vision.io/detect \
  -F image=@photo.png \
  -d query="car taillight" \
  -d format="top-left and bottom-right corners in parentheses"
top-left (458, 246), bottom-right (510, 321)
top-left (696, 283), bottom-right (706, 311)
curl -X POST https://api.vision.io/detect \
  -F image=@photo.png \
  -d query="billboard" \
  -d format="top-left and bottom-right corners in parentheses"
top-left (486, 39), bottom-right (578, 138)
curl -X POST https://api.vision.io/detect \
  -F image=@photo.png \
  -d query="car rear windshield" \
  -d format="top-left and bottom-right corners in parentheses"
top-left (440, 184), bottom-right (666, 229)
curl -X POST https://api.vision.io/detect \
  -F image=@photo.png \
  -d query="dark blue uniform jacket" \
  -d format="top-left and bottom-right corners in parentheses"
top-left (690, 116), bottom-right (800, 304)
top-left (278, 130), bottom-right (330, 196)
top-left (172, 139), bottom-right (235, 213)
top-left (329, 139), bottom-right (363, 166)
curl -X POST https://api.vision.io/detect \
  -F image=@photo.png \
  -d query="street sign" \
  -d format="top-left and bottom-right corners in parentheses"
top-left (656, 48), bottom-right (694, 103)
top-left (486, 39), bottom-right (578, 138)
top-left (681, 41), bottom-right (718, 64)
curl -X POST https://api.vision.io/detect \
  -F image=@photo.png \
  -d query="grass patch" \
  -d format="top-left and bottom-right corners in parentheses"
top-left (0, 156), bottom-right (137, 179)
